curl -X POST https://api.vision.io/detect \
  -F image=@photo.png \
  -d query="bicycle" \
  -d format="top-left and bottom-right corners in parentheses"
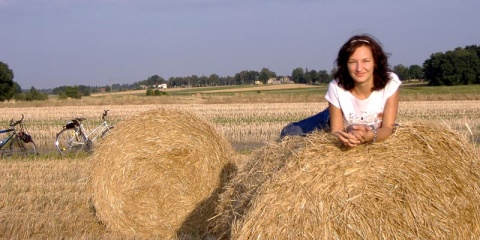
top-left (0, 114), bottom-right (38, 158)
top-left (55, 110), bottom-right (114, 155)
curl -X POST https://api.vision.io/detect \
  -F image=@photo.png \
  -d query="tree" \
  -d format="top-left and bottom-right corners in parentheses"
top-left (146, 89), bottom-right (154, 96)
top-left (303, 68), bottom-right (312, 84)
top-left (139, 75), bottom-right (166, 87)
top-left (393, 64), bottom-right (410, 80)
top-left (423, 45), bottom-right (480, 85)
top-left (234, 70), bottom-right (259, 85)
top-left (208, 73), bottom-right (220, 86)
top-left (317, 70), bottom-right (331, 84)
top-left (25, 87), bottom-right (48, 101)
top-left (65, 86), bottom-right (81, 99)
top-left (259, 68), bottom-right (276, 83)
top-left (423, 52), bottom-right (443, 85)
top-left (408, 65), bottom-right (423, 80)
top-left (0, 61), bottom-right (16, 101)
top-left (13, 82), bottom-right (21, 94)
top-left (54, 85), bottom-right (82, 99)
top-left (13, 92), bottom-right (26, 101)
top-left (189, 75), bottom-right (198, 87)
top-left (197, 75), bottom-right (208, 87)
top-left (308, 69), bottom-right (317, 83)
top-left (291, 67), bottom-right (305, 83)
top-left (78, 85), bottom-right (91, 96)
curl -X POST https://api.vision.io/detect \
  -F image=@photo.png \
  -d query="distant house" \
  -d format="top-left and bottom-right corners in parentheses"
top-left (267, 78), bottom-right (281, 84)
top-left (100, 87), bottom-right (106, 93)
top-left (280, 76), bottom-right (294, 84)
top-left (254, 81), bottom-right (263, 85)
top-left (150, 83), bottom-right (168, 89)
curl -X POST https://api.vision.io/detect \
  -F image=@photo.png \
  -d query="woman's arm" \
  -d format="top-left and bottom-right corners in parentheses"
top-left (348, 89), bottom-right (400, 144)
top-left (328, 102), bottom-right (345, 133)
top-left (373, 89), bottom-right (400, 142)
top-left (330, 89), bottom-right (400, 146)
top-left (329, 102), bottom-right (363, 147)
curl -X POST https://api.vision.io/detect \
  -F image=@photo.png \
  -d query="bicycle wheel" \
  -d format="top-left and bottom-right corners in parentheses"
top-left (55, 128), bottom-right (85, 155)
top-left (2, 137), bottom-right (37, 158)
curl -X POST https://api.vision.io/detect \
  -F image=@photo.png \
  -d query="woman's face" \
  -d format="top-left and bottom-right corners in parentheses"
top-left (347, 45), bottom-right (375, 86)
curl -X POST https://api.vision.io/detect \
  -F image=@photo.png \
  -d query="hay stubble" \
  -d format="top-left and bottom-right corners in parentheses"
top-left (0, 99), bottom-right (479, 239)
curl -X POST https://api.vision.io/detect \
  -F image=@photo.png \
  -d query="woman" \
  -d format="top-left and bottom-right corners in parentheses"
top-left (280, 34), bottom-right (401, 147)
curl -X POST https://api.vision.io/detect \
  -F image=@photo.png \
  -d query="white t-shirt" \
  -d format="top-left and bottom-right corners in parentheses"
top-left (325, 72), bottom-right (401, 129)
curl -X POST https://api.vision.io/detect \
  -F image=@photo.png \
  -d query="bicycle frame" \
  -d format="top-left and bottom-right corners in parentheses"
top-left (0, 115), bottom-right (37, 158)
top-left (79, 120), bottom-right (110, 142)
top-left (0, 129), bottom-right (15, 148)
top-left (60, 120), bottom-right (110, 152)
top-left (55, 110), bottom-right (113, 155)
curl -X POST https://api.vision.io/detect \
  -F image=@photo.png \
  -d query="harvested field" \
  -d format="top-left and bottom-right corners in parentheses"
top-left (1, 101), bottom-right (479, 154)
top-left (0, 98), bottom-right (479, 239)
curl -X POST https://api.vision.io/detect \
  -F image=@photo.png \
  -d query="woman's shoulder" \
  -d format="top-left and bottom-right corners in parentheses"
top-left (328, 79), bottom-right (338, 85)
top-left (328, 79), bottom-right (343, 89)
top-left (383, 72), bottom-right (401, 95)
top-left (327, 79), bottom-right (345, 92)
top-left (388, 72), bottom-right (402, 85)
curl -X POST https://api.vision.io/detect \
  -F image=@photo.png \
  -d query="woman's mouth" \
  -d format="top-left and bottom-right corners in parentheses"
top-left (355, 73), bottom-right (365, 77)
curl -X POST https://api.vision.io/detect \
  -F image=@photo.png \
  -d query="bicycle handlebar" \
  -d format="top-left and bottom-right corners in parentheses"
top-left (9, 114), bottom-right (24, 127)
top-left (102, 110), bottom-right (110, 121)
top-left (68, 110), bottom-right (109, 123)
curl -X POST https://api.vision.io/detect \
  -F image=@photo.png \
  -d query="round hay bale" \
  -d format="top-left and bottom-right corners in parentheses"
top-left (208, 138), bottom-right (304, 238)
top-left (212, 122), bottom-right (480, 239)
top-left (89, 108), bottom-right (236, 238)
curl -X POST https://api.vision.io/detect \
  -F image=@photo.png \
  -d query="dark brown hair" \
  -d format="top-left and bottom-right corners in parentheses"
top-left (333, 34), bottom-right (391, 91)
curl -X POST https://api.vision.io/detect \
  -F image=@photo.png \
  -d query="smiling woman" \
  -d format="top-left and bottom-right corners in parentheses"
top-left (280, 34), bottom-right (401, 148)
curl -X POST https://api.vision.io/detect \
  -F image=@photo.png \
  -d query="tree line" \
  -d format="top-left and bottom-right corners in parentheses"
top-left (423, 45), bottom-right (480, 85)
top-left (0, 44), bottom-right (479, 101)
top-left (138, 68), bottom-right (339, 88)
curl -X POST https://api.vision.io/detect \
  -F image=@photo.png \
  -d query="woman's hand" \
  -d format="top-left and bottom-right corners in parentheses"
top-left (335, 124), bottom-right (371, 147)
top-left (334, 130), bottom-right (362, 147)
top-left (347, 124), bottom-right (371, 142)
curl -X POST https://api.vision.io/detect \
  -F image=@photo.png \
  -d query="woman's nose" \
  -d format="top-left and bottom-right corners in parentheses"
top-left (355, 63), bottom-right (362, 71)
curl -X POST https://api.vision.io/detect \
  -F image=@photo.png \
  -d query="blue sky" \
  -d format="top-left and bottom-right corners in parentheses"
top-left (1, 0), bottom-right (479, 89)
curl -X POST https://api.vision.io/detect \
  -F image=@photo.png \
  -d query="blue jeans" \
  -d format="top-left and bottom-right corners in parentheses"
top-left (280, 107), bottom-right (330, 139)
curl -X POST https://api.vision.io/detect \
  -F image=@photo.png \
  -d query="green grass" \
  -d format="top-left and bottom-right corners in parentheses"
top-left (399, 82), bottom-right (480, 95)
top-left (166, 85), bottom-right (328, 96)
top-left (163, 85), bottom-right (260, 95)
top-left (260, 86), bottom-right (327, 95)
top-left (101, 82), bottom-right (480, 100)
top-left (165, 82), bottom-right (480, 98)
